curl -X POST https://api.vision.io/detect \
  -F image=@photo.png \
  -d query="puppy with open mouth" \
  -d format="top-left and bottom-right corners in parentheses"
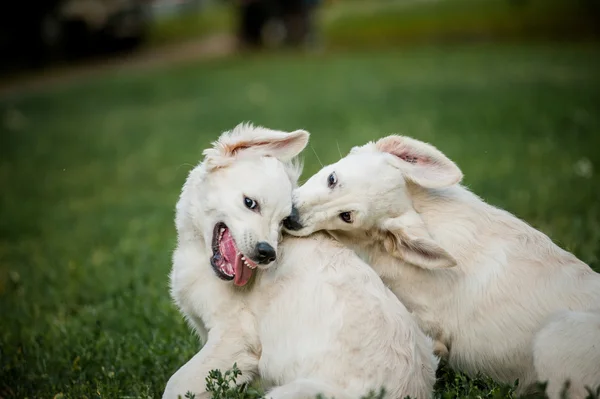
top-left (163, 123), bottom-right (439, 399)
top-left (211, 222), bottom-right (259, 285)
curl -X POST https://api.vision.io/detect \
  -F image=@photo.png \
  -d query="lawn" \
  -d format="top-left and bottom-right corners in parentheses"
top-left (1, 43), bottom-right (600, 398)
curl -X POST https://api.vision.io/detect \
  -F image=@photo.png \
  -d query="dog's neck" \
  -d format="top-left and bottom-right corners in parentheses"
top-left (408, 182), bottom-right (588, 273)
top-left (407, 183), bottom-right (489, 266)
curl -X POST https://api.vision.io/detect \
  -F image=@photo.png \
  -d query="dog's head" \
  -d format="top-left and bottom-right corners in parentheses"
top-left (177, 123), bottom-right (309, 286)
top-left (284, 135), bottom-right (461, 270)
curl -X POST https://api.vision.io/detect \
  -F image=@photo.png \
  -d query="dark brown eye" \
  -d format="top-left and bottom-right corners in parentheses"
top-left (339, 212), bottom-right (352, 223)
top-left (244, 196), bottom-right (259, 211)
top-left (327, 172), bottom-right (337, 188)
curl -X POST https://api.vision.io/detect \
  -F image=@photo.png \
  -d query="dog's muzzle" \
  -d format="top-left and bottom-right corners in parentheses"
top-left (283, 206), bottom-right (303, 231)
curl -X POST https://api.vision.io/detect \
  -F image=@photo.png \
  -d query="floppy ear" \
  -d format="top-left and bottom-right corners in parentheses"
top-left (376, 135), bottom-right (463, 189)
top-left (203, 122), bottom-right (310, 170)
top-left (379, 211), bottom-right (457, 269)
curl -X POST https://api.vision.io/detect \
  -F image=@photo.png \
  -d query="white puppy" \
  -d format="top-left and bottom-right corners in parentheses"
top-left (163, 125), bottom-right (438, 399)
top-left (285, 134), bottom-right (600, 399)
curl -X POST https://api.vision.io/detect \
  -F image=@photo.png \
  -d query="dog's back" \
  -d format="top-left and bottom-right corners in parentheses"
top-left (254, 232), bottom-right (438, 399)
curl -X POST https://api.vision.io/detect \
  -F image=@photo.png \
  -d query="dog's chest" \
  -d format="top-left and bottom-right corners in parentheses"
top-left (253, 271), bottom-right (342, 385)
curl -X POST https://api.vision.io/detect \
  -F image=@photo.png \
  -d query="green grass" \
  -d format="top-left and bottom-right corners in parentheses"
top-left (1, 43), bottom-right (600, 398)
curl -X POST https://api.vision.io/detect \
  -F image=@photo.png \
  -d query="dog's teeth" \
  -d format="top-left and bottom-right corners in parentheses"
top-left (241, 255), bottom-right (245, 260)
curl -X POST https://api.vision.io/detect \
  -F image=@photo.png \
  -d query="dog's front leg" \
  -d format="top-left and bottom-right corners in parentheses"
top-left (162, 328), bottom-right (259, 399)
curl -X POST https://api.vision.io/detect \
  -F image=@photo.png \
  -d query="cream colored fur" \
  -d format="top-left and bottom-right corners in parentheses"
top-left (287, 134), bottom-right (600, 398)
top-left (163, 125), bottom-right (438, 399)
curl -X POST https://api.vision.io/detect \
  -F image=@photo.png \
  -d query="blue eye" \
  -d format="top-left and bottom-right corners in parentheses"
top-left (244, 196), bottom-right (258, 211)
top-left (327, 172), bottom-right (337, 188)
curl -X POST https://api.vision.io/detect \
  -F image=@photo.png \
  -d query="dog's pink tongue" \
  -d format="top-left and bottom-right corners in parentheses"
top-left (220, 229), bottom-right (237, 264)
top-left (234, 254), bottom-right (253, 286)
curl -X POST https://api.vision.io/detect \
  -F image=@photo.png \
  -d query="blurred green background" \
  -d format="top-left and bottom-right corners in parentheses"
top-left (1, 0), bottom-right (600, 398)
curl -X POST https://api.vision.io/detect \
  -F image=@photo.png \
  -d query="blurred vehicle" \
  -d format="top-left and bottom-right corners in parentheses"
top-left (0, 0), bottom-right (151, 73)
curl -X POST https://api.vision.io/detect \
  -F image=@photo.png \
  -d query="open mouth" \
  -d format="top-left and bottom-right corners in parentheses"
top-left (210, 222), bottom-right (257, 286)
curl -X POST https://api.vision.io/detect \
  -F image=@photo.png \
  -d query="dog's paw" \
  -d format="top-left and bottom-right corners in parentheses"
top-left (433, 340), bottom-right (449, 359)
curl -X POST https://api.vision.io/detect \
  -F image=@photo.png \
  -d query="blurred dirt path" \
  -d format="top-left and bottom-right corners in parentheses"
top-left (0, 33), bottom-right (235, 100)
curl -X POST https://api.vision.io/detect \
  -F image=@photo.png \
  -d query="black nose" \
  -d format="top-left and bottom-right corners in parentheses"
top-left (254, 242), bottom-right (276, 264)
top-left (283, 206), bottom-right (303, 231)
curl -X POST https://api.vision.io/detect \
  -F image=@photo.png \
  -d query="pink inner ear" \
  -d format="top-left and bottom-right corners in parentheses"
top-left (398, 152), bottom-right (419, 164)
top-left (224, 140), bottom-right (270, 156)
top-left (376, 137), bottom-right (425, 165)
top-left (224, 137), bottom-right (294, 156)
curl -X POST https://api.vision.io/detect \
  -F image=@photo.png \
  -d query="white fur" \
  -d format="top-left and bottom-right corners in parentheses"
top-left (287, 134), bottom-right (600, 398)
top-left (163, 125), bottom-right (438, 399)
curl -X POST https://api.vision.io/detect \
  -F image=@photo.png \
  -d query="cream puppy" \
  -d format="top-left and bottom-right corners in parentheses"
top-left (163, 125), bottom-right (438, 399)
top-left (285, 134), bottom-right (600, 399)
